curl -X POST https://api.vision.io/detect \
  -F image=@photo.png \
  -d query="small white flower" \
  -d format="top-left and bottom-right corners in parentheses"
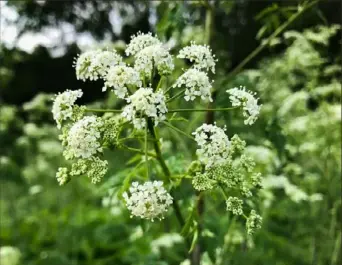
top-left (74, 51), bottom-right (97, 81)
top-left (193, 123), bottom-right (230, 169)
top-left (103, 65), bottom-right (142, 99)
top-left (246, 210), bottom-right (262, 235)
top-left (122, 87), bottom-right (168, 129)
top-left (226, 86), bottom-right (261, 125)
top-left (87, 157), bottom-right (108, 184)
top-left (173, 69), bottom-right (213, 102)
top-left (134, 44), bottom-right (174, 76)
top-left (65, 116), bottom-right (103, 159)
top-left (125, 31), bottom-right (161, 56)
top-left (56, 167), bottom-right (69, 186)
top-left (123, 181), bottom-right (173, 221)
top-left (0, 246), bottom-right (21, 265)
top-left (177, 41), bottom-right (216, 73)
top-left (52, 89), bottom-right (83, 129)
top-left (74, 49), bottom-right (123, 81)
top-left (226, 196), bottom-right (243, 215)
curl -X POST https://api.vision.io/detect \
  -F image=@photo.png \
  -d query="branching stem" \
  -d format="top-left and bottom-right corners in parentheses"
top-left (121, 144), bottom-right (156, 158)
top-left (168, 107), bottom-right (238, 113)
top-left (225, 0), bottom-right (320, 81)
top-left (146, 119), bottom-right (190, 249)
top-left (162, 121), bottom-right (195, 141)
top-left (166, 89), bottom-right (185, 102)
top-left (85, 108), bottom-right (122, 113)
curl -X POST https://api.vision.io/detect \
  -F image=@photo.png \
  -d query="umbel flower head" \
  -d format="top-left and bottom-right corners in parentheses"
top-left (103, 65), bottom-right (142, 99)
top-left (193, 123), bottom-right (230, 168)
top-left (122, 87), bottom-right (168, 129)
top-left (123, 181), bottom-right (173, 221)
top-left (56, 167), bottom-right (70, 186)
top-left (70, 157), bottom-right (108, 184)
top-left (52, 89), bottom-right (83, 129)
top-left (177, 41), bottom-right (217, 73)
top-left (246, 210), bottom-right (262, 235)
top-left (173, 69), bottom-right (213, 102)
top-left (226, 196), bottom-right (243, 215)
top-left (74, 49), bottom-right (123, 81)
top-left (64, 115), bottom-right (104, 159)
top-left (134, 44), bottom-right (174, 76)
top-left (125, 31), bottom-right (161, 56)
top-left (226, 86), bottom-right (261, 125)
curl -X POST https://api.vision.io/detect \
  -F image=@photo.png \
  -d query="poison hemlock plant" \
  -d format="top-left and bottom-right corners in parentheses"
top-left (52, 32), bottom-right (263, 241)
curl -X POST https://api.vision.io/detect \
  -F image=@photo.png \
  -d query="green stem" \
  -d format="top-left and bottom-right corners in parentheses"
top-left (166, 89), bottom-right (185, 103)
top-left (156, 76), bottom-right (163, 91)
top-left (163, 84), bottom-right (174, 95)
top-left (191, 3), bottom-right (214, 264)
top-left (225, 0), bottom-right (319, 80)
top-left (119, 137), bottom-right (157, 142)
top-left (127, 86), bottom-right (133, 95)
top-left (219, 184), bottom-right (228, 201)
top-left (85, 108), bottom-right (122, 113)
top-left (162, 121), bottom-right (195, 141)
top-left (331, 231), bottom-right (341, 265)
top-left (204, 0), bottom-right (214, 45)
top-left (168, 107), bottom-right (238, 113)
top-left (121, 144), bottom-right (156, 158)
top-left (145, 120), bottom-right (149, 178)
top-left (146, 119), bottom-right (190, 248)
top-left (147, 119), bottom-right (171, 178)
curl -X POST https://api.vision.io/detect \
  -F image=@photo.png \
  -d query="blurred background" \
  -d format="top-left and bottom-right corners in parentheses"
top-left (0, 0), bottom-right (341, 265)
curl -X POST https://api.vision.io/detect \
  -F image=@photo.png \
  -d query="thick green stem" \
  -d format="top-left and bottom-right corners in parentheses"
top-left (147, 119), bottom-right (171, 178)
top-left (192, 3), bottom-right (214, 265)
top-left (146, 119), bottom-right (190, 248)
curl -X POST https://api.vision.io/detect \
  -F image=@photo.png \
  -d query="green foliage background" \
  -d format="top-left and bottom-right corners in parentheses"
top-left (0, 1), bottom-right (341, 265)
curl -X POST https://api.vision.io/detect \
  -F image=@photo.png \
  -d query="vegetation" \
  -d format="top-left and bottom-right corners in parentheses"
top-left (0, 1), bottom-right (340, 265)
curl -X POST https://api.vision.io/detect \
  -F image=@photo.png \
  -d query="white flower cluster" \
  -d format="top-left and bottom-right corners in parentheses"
top-left (226, 196), bottom-right (243, 215)
top-left (192, 123), bottom-right (230, 169)
top-left (0, 246), bottom-right (21, 265)
top-left (134, 44), bottom-right (174, 76)
top-left (177, 41), bottom-right (216, 73)
top-left (52, 89), bottom-right (83, 129)
top-left (226, 86), bottom-right (261, 125)
top-left (103, 65), bottom-right (142, 99)
top-left (74, 49), bottom-right (123, 81)
top-left (65, 115), bottom-right (103, 159)
top-left (173, 69), bottom-right (213, 102)
top-left (86, 157), bottom-right (108, 184)
top-left (123, 181), bottom-right (173, 221)
top-left (56, 167), bottom-right (69, 186)
top-left (122, 87), bottom-right (167, 129)
top-left (246, 210), bottom-right (262, 235)
top-left (125, 32), bottom-right (161, 56)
